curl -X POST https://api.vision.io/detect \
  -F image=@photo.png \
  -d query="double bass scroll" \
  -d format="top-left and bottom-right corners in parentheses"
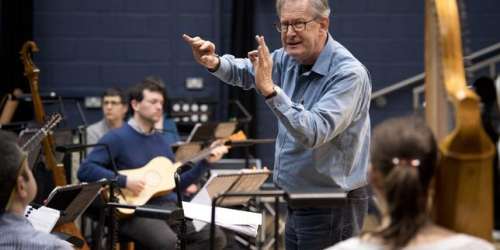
top-left (20, 41), bottom-right (67, 187)
top-left (20, 41), bottom-right (90, 250)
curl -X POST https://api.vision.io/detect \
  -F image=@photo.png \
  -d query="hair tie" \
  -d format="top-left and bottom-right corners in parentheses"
top-left (392, 157), bottom-right (420, 168)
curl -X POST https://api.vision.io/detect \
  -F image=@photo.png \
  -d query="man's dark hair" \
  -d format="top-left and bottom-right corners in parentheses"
top-left (102, 87), bottom-right (127, 104)
top-left (0, 130), bottom-right (27, 213)
top-left (473, 76), bottom-right (496, 106)
top-left (145, 76), bottom-right (172, 114)
top-left (369, 115), bottom-right (438, 249)
top-left (128, 77), bottom-right (168, 114)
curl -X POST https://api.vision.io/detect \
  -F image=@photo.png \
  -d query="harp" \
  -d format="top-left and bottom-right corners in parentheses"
top-left (425, 0), bottom-right (495, 240)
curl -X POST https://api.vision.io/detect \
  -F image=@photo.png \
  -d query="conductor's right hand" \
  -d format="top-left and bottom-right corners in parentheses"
top-left (182, 34), bottom-right (220, 71)
top-left (126, 176), bottom-right (145, 196)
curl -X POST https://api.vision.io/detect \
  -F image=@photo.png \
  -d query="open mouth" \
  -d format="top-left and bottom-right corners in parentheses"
top-left (287, 41), bottom-right (301, 46)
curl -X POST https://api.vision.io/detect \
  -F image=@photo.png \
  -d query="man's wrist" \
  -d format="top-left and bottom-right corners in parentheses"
top-left (264, 86), bottom-right (277, 100)
top-left (207, 54), bottom-right (221, 72)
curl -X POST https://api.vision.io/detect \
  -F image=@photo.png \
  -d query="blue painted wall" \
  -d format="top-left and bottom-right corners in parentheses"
top-left (33, 0), bottom-right (500, 168)
top-left (33, 0), bottom-right (224, 124)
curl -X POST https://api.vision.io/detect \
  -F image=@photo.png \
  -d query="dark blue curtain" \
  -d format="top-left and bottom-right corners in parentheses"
top-left (229, 0), bottom-right (257, 157)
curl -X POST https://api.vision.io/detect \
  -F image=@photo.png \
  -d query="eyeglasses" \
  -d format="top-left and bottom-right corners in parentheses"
top-left (274, 18), bottom-right (317, 33)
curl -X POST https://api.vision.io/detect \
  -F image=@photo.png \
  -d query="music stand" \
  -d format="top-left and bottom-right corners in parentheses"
top-left (283, 187), bottom-right (347, 209)
top-left (210, 190), bottom-right (284, 250)
top-left (45, 181), bottom-right (104, 226)
top-left (187, 121), bottom-right (237, 142)
top-left (205, 169), bottom-right (271, 206)
top-left (209, 187), bottom-right (348, 250)
top-left (43, 181), bottom-right (105, 248)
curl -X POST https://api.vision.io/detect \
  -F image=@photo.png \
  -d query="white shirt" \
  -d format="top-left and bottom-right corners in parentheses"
top-left (326, 234), bottom-right (494, 250)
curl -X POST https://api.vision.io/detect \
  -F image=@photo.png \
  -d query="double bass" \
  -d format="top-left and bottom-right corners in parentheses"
top-left (20, 41), bottom-right (90, 249)
top-left (425, 0), bottom-right (494, 240)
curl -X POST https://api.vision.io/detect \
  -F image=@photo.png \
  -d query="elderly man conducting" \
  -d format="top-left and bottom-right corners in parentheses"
top-left (184, 0), bottom-right (371, 248)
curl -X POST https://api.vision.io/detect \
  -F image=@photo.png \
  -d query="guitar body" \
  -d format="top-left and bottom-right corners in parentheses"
top-left (117, 156), bottom-right (181, 215)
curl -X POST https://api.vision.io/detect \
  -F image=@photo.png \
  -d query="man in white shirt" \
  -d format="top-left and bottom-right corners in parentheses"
top-left (86, 88), bottom-right (128, 148)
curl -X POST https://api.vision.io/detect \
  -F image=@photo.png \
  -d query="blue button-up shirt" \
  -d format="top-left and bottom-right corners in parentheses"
top-left (213, 35), bottom-right (371, 191)
top-left (0, 212), bottom-right (73, 250)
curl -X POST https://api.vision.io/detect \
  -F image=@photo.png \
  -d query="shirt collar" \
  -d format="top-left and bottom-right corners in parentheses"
top-left (1, 212), bottom-right (30, 225)
top-left (128, 118), bottom-right (156, 135)
top-left (310, 33), bottom-right (335, 76)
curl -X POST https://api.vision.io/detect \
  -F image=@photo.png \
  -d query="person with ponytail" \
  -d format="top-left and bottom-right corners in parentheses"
top-left (328, 116), bottom-right (493, 250)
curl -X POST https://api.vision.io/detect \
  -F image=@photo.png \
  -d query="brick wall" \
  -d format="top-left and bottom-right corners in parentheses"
top-left (33, 0), bottom-right (500, 167)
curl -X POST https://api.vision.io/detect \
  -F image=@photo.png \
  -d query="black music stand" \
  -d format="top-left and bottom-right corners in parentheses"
top-left (40, 180), bottom-right (106, 248)
top-left (186, 121), bottom-right (237, 143)
top-left (105, 202), bottom-right (184, 225)
top-left (56, 143), bottom-right (121, 250)
top-left (210, 190), bottom-right (284, 250)
top-left (209, 187), bottom-right (348, 250)
top-left (45, 181), bottom-right (104, 225)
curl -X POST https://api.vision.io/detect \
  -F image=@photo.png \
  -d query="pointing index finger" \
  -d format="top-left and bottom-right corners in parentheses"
top-left (182, 34), bottom-right (193, 42)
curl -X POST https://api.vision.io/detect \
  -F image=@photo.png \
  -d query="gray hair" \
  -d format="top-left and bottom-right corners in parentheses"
top-left (276, 0), bottom-right (331, 18)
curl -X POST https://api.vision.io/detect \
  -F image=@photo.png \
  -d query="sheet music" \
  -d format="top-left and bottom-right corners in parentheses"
top-left (24, 205), bottom-right (60, 233)
top-left (189, 169), bottom-right (269, 235)
top-left (182, 201), bottom-right (261, 237)
top-left (190, 174), bottom-right (221, 232)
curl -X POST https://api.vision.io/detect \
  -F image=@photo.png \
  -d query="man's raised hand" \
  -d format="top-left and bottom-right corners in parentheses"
top-left (182, 34), bottom-right (220, 71)
top-left (250, 35), bottom-right (275, 97)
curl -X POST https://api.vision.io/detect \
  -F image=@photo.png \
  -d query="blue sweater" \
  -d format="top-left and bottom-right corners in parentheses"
top-left (78, 123), bottom-right (207, 202)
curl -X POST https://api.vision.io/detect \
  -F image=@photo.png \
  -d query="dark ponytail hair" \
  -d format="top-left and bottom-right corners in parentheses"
top-left (370, 115), bottom-right (438, 248)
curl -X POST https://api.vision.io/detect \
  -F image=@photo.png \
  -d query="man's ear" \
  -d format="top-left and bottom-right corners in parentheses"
top-left (318, 16), bottom-right (329, 33)
top-left (14, 175), bottom-right (28, 199)
top-left (130, 99), bottom-right (139, 112)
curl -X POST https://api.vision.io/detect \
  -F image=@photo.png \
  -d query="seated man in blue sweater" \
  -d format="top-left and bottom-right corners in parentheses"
top-left (78, 79), bottom-right (228, 249)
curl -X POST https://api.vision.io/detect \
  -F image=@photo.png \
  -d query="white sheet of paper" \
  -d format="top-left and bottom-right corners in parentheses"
top-left (24, 205), bottom-right (60, 233)
top-left (182, 201), bottom-right (261, 237)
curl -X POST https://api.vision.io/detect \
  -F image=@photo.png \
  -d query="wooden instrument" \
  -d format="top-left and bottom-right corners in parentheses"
top-left (116, 131), bottom-right (258, 216)
top-left (174, 130), bottom-right (274, 162)
top-left (20, 113), bottom-right (62, 152)
top-left (20, 41), bottom-right (67, 187)
top-left (20, 41), bottom-right (90, 249)
top-left (0, 88), bottom-right (22, 125)
top-left (425, 0), bottom-right (495, 240)
top-left (116, 142), bottom-right (223, 216)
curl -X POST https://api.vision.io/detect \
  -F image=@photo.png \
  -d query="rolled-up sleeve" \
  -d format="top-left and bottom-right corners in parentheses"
top-left (211, 55), bottom-right (256, 90)
top-left (266, 68), bottom-right (370, 148)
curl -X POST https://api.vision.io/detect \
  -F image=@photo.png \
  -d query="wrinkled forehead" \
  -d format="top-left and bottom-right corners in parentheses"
top-left (279, 0), bottom-right (314, 22)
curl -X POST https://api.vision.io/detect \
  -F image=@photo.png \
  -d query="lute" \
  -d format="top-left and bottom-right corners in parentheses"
top-left (116, 140), bottom-right (226, 216)
top-left (20, 113), bottom-right (62, 152)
